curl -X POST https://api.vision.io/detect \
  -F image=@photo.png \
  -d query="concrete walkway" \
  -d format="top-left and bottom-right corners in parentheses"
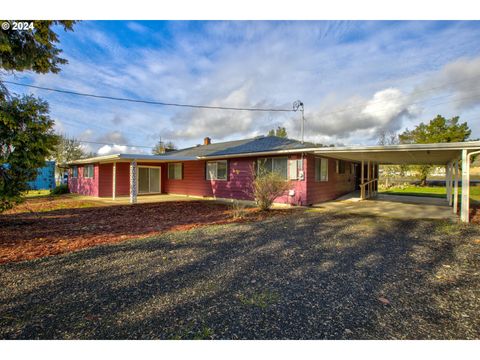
top-left (313, 193), bottom-right (457, 221)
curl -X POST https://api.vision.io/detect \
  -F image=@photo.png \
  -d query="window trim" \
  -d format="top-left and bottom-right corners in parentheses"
top-left (257, 157), bottom-right (288, 180)
top-left (72, 166), bottom-right (78, 178)
top-left (336, 160), bottom-right (346, 175)
top-left (315, 157), bottom-right (328, 182)
top-left (137, 165), bottom-right (162, 194)
top-left (168, 163), bottom-right (183, 180)
top-left (206, 160), bottom-right (228, 181)
top-left (84, 164), bottom-right (94, 179)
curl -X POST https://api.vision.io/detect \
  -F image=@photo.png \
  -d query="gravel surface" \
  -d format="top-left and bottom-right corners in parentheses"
top-left (1, 210), bottom-right (479, 339)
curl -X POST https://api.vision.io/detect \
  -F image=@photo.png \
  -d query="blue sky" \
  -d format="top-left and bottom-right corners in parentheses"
top-left (5, 20), bottom-right (480, 154)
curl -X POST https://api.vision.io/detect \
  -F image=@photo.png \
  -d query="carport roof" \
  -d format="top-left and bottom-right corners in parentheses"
top-left (312, 141), bottom-right (480, 165)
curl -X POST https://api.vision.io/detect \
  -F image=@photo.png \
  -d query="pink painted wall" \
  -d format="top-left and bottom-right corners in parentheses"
top-left (68, 155), bottom-right (355, 205)
top-left (164, 155), bottom-right (308, 206)
top-left (68, 164), bottom-right (99, 197)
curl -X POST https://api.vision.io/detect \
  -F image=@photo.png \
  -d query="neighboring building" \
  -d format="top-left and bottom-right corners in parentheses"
top-left (27, 161), bottom-right (56, 190)
top-left (67, 136), bottom-right (359, 206)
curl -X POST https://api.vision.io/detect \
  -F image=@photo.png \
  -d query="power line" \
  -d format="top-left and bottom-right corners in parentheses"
top-left (2, 80), bottom-right (295, 112)
top-left (75, 139), bottom-right (154, 149)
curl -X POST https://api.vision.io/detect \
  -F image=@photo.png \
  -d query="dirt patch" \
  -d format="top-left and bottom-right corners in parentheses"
top-left (0, 199), bottom-right (292, 264)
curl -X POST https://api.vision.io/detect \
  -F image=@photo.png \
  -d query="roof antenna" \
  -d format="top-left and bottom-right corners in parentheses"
top-left (293, 100), bottom-right (305, 143)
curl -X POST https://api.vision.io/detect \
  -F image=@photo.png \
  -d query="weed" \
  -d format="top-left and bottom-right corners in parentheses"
top-left (238, 290), bottom-right (280, 309)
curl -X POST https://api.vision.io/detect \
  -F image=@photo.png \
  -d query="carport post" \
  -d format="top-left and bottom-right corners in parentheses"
top-left (446, 162), bottom-right (451, 205)
top-left (461, 149), bottom-right (470, 223)
top-left (130, 160), bottom-right (138, 204)
top-left (112, 161), bottom-right (116, 200)
top-left (367, 160), bottom-right (371, 198)
top-left (361, 160), bottom-right (365, 199)
top-left (448, 162), bottom-right (453, 206)
top-left (453, 159), bottom-right (459, 214)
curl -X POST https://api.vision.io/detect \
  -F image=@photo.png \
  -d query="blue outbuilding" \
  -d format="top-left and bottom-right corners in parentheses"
top-left (27, 161), bottom-right (56, 190)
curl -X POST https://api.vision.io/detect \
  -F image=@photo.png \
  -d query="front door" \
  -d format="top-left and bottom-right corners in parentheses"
top-left (138, 167), bottom-right (161, 194)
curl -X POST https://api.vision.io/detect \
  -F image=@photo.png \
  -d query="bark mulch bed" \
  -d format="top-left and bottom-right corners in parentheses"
top-left (0, 198), bottom-right (291, 264)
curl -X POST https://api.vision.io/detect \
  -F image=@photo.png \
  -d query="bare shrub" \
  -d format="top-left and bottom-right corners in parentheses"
top-left (252, 168), bottom-right (290, 211)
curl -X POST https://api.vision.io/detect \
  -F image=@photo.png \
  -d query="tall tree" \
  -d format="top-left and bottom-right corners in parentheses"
top-left (0, 95), bottom-right (58, 211)
top-left (0, 21), bottom-right (75, 76)
top-left (152, 139), bottom-right (177, 155)
top-left (267, 126), bottom-right (288, 138)
top-left (0, 21), bottom-right (75, 211)
top-left (399, 115), bottom-right (471, 185)
top-left (52, 134), bottom-right (87, 178)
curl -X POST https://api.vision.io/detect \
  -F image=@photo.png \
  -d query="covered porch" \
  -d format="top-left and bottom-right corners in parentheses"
top-left (312, 141), bottom-right (480, 223)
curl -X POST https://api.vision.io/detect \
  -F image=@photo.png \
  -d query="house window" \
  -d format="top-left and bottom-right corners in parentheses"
top-left (257, 157), bottom-right (288, 179)
top-left (336, 160), bottom-right (346, 174)
top-left (206, 160), bottom-right (227, 180)
top-left (168, 163), bottom-right (183, 180)
top-left (84, 164), bottom-right (94, 178)
top-left (72, 166), bottom-right (78, 178)
top-left (288, 159), bottom-right (303, 180)
top-left (315, 158), bottom-right (328, 182)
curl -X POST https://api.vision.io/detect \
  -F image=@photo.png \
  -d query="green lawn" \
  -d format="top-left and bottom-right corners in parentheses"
top-left (380, 186), bottom-right (480, 203)
top-left (24, 190), bottom-right (53, 198)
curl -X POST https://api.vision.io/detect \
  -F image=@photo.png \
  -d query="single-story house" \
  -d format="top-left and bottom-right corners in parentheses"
top-left (67, 136), bottom-right (359, 206)
top-left (67, 135), bottom-right (480, 222)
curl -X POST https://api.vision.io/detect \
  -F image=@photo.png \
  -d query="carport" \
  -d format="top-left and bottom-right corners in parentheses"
top-left (312, 141), bottom-right (480, 223)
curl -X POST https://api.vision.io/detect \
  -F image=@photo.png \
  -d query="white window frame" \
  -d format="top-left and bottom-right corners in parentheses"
top-left (72, 166), bottom-right (78, 178)
top-left (206, 160), bottom-right (228, 181)
top-left (257, 157), bottom-right (288, 180)
top-left (315, 157), bottom-right (328, 182)
top-left (289, 159), bottom-right (303, 180)
top-left (137, 166), bottom-right (162, 194)
top-left (168, 163), bottom-right (183, 180)
top-left (84, 164), bottom-right (94, 178)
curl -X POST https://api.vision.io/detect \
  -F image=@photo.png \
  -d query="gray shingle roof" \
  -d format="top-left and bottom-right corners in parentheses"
top-left (161, 136), bottom-right (318, 158)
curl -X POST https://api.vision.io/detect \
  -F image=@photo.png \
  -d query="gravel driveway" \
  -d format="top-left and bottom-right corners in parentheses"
top-left (1, 210), bottom-right (479, 339)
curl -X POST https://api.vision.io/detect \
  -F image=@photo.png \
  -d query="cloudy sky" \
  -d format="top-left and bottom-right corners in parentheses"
top-left (5, 20), bottom-right (480, 154)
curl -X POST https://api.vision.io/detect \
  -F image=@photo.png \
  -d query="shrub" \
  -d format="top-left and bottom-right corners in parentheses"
top-left (50, 184), bottom-right (69, 195)
top-left (231, 200), bottom-right (247, 219)
top-left (252, 170), bottom-right (290, 211)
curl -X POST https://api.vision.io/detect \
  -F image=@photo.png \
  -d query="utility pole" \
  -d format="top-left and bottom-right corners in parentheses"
top-left (293, 100), bottom-right (305, 143)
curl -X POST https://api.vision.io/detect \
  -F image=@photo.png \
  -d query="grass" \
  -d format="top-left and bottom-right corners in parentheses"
top-left (238, 290), bottom-right (280, 309)
top-left (24, 190), bottom-right (53, 198)
top-left (380, 185), bottom-right (480, 203)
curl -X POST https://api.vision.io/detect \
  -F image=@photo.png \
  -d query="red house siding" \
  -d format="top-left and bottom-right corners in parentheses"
top-left (98, 162), bottom-right (165, 197)
top-left (305, 154), bottom-right (356, 204)
top-left (164, 155), bottom-right (308, 205)
top-left (68, 164), bottom-right (99, 197)
top-left (68, 154), bottom-right (356, 205)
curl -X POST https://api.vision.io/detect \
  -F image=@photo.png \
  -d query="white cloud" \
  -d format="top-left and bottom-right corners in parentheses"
top-left (126, 22), bottom-right (149, 34)
top-left (97, 144), bottom-right (146, 156)
top-left (9, 21), bottom-right (480, 149)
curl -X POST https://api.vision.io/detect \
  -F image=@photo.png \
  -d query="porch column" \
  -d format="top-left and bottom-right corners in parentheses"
top-left (130, 160), bottom-right (137, 204)
top-left (453, 159), bottom-right (459, 214)
top-left (361, 160), bottom-right (365, 200)
top-left (112, 161), bottom-right (116, 200)
top-left (461, 149), bottom-right (470, 223)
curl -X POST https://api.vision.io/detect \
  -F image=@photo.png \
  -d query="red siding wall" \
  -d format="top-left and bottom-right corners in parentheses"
top-left (98, 162), bottom-right (165, 197)
top-left (306, 154), bottom-right (356, 204)
top-left (68, 164), bottom-right (99, 196)
top-left (165, 155), bottom-right (308, 206)
top-left (69, 155), bottom-right (356, 205)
